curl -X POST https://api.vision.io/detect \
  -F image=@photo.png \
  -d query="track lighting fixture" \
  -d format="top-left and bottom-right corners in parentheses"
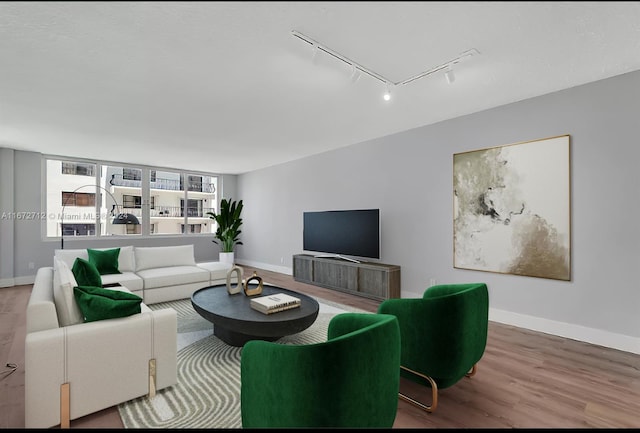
top-left (292, 30), bottom-right (478, 97)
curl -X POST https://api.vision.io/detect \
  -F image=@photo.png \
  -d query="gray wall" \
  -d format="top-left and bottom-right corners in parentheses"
top-left (2, 71), bottom-right (638, 354)
top-left (236, 70), bottom-right (640, 354)
top-left (0, 148), bottom-right (15, 282)
top-left (0, 152), bottom-right (238, 283)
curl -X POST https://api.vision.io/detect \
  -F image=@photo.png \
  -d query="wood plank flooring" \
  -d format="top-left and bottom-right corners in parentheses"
top-left (1, 265), bottom-right (639, 428)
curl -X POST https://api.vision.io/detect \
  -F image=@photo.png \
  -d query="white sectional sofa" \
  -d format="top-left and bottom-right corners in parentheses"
top-left (53, 244), bottom-right (234, 304)
top-left (25, 244), bottom-right (235, 428)
top-left (25, 266), bottom-right (178, 428)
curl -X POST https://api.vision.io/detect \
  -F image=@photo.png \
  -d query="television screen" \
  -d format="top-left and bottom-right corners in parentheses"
top-left (303, 209), bottom-right (380, 260)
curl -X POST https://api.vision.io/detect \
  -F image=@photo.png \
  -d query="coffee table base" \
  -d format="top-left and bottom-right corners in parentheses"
top-left (214, 326), bottom-right (280, 347)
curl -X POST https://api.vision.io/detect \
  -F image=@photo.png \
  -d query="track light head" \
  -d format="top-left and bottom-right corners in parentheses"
top-left (445, 68), bottom-right (455, 84)
top-left (383, 83), bottom-right (392, 101)
top-left (350, 65), bottom-right (361, 84)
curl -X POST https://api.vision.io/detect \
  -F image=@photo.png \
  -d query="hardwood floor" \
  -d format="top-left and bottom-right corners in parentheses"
top-left (2, 265), bottom-right (639, 428)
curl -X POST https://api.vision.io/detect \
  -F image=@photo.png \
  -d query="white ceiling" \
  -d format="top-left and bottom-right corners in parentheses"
top-left (2, 1), bottom-right (640, 174)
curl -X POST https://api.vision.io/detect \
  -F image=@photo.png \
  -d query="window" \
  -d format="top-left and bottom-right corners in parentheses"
top-left (122, 194), bottom-right (142, 208)
top-left (181, 199), bottom-right (204, 217)
top-left (126, 224), bottom-right (141, 235)
top-left (61, 224), bottom-right (95, 236)
top-left (62, 161), bottom-right (95, 176)
top-left (122, 195), bottom-right (154, 210)
top-left (46, 159), bottom-right (100, 238)
top-left (46, 157), bottom-right (219, 239)
top-left (151, 170), bottom-right (182, 235)
top-left (123, 168), bottom-right (142, 181)
top-left (186, 175), bottom-right (203, 192)
top-left (62, 192), bottom-right (95, 207)
top-left (181, 224), bottom-right (202, 234)
top-left (185, 172), bottom-right (217, 234)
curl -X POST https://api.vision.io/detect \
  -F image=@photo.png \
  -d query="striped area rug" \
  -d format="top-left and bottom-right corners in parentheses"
top-left (117, 297), bottom-right (365, 428)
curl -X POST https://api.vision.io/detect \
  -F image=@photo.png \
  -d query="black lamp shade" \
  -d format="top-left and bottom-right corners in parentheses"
top-left (112, 213), bottom-right (140, 225)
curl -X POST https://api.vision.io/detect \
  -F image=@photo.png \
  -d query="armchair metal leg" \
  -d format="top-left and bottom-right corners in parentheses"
top-left (398, 365), bottom-right (438, 413)
top-left (60, 382), bottom-right (70, 428)
top-left (398, 364), bottom-right (478, 413)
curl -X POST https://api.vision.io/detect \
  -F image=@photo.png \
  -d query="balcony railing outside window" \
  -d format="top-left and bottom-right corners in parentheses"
top-left (109, 174), bottom-right (216, 193)
top-left (120, 206), bottom-right (214, 218)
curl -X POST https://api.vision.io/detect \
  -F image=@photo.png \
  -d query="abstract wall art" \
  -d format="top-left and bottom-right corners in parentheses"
top-left (453, 135), bottom-right (571, 280)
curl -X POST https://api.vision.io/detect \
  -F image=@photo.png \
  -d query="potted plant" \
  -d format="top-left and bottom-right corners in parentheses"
top-left (207, 198), bottom-right (243, 264)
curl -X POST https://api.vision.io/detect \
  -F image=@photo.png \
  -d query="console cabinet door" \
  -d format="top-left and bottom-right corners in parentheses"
top-left (314, 260), bottom-right (358, 292)
top-left (293, 255), bottom-right (313, 283)
top-left (358, 267), bottom-right (387, 299)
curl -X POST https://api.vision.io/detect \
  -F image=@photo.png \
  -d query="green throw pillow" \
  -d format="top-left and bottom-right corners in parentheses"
top-left (71, 257), bottom-right (103, 287)
top-left (73, 285), bottom-right (142, 322)
top-left (88, 248), bottom-right (122, 275)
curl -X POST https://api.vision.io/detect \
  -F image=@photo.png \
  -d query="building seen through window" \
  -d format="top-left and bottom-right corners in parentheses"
top-left (45, 159), bottom-right (218, 238)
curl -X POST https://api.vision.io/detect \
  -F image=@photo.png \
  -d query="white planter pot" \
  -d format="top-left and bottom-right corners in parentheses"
top-left (219, 252), bottom-right (234, 265)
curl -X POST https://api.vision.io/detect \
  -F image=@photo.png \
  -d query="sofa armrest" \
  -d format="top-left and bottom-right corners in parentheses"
top-left (26, 267), bottom-right (60, 333)
top-left (25, 308), bottom-right (177, 428)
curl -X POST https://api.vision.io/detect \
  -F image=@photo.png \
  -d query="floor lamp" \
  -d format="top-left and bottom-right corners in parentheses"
top-left (60, 184), bottom-right (140, 249)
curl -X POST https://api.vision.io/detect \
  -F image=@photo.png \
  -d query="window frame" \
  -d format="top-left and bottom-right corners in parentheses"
top-left (43, 155), bottom-right (220, 241)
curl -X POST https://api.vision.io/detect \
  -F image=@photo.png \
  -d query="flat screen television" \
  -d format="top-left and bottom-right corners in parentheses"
top-left (303, 209), bottom-right (380, 263)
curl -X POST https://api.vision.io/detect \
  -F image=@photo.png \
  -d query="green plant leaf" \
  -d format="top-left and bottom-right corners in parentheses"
top-left (208, 198), bottom-right (243, 252)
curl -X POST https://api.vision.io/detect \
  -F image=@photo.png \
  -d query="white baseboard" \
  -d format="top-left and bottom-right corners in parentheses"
top-left (234, 259), bottom-right (292, 276)
top-left (16, 275), bottom-right (36, 285)
top-left (490, 307), bottom-right (640, 355)
top-left (0, 275), bottom-right (35, 287)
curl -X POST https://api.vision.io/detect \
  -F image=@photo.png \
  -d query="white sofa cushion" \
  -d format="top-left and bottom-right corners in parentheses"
top-left (197, 261), bottom-right (234, 280)
top-left (134, 245), bottom-right (197, 271)
top-left (136, 265), bottom-right (209, 289)
top-left (55, 246), bottom-right (135, 273)
top-left (115, 245), bottom-right (135, 272)
top-left (55, 248), bottom-right (88, 269)
top-left (52, 257), bottom-right (84, 326)
top-left (101, 272), bottom-right (144, 292)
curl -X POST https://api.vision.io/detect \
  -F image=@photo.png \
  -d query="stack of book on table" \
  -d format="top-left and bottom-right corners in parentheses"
top-left (250, 293), bottom-right (301, 314)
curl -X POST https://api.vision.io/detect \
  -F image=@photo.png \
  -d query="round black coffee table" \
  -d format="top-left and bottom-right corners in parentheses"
top-left (191, 283), bottom-right (320, 347)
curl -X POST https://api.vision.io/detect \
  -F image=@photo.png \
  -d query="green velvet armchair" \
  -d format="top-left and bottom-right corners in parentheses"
top-left (240, 312), bottom-right (401, 428)
top-left (377, 282), bottom-right (489, 412)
